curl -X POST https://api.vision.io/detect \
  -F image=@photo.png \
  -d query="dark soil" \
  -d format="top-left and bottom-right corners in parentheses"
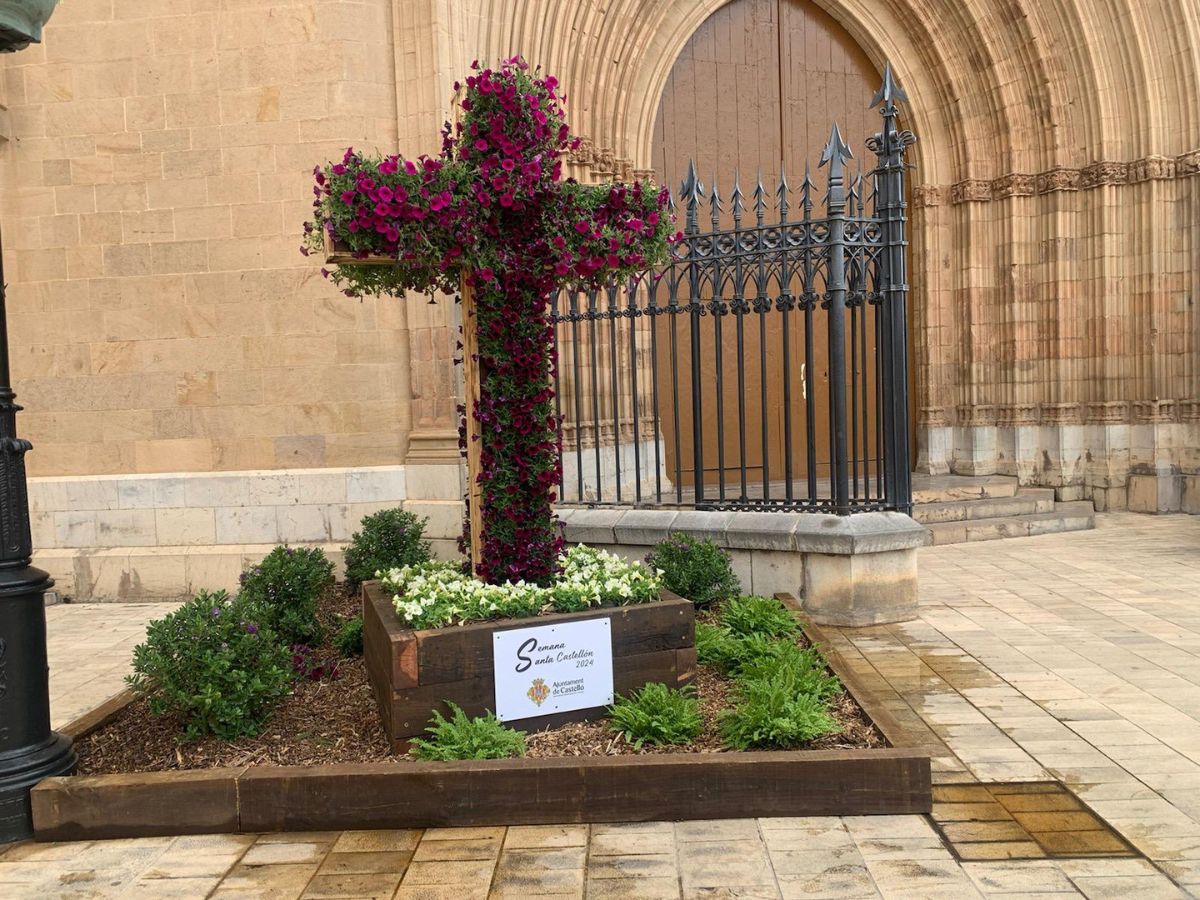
top-left (75, 592), bottom-right (884, 774)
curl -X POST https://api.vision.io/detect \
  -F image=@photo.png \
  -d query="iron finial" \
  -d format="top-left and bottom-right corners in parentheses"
top-left (870, 62), bottom-right (908, 109)
top-left (730, 171), bottom-right (744, 219)
top-left (819, 122), bottom-right (853, 178)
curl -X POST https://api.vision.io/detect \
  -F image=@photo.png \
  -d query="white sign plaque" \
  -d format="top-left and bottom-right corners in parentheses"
top-left (492, 617), bottom-right (614, 722)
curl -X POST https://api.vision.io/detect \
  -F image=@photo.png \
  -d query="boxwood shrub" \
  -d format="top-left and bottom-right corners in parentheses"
top-left (127, 590), bottom-right (292, 741)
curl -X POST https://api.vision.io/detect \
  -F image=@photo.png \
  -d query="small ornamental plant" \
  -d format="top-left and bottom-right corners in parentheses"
top-left (718, 680), bottom-right (839, 750)
top-left (238, 546), bottom-right (335, 646)
top-left (721, 595), bottom-right (798, 639)
top-left (410, 704), bottom-right (527, 761)
top-left (645, 534), bottom-right (741, 607)
top-left (382, 544), bottom-right (661, 629)
top-left (127, 591), bottom-right (292, 741)
top-left (333, 614), bottom-right (364, 657)
top-left (608, 682), bottom-right (703, 749)
top-left (302, 58), bottom-right (673, 585)
top-left (343, 508), bottom-right (431, 590)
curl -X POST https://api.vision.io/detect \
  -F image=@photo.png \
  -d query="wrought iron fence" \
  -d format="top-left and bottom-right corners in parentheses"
top-left (552, 73), bottom-right (915, 516)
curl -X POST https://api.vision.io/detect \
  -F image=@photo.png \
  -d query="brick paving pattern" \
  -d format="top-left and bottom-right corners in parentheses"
top-left (2, 512), bottom-right (1197, 898)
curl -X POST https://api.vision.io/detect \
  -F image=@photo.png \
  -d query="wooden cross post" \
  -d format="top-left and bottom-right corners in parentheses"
top-left (459, 275), bottom-right (485, 578)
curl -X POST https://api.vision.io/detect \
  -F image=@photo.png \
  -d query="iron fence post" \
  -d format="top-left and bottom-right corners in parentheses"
top-left (821, 124), bottom-right (853, 515)
top-left (869, 64), bottom-right (917, 515)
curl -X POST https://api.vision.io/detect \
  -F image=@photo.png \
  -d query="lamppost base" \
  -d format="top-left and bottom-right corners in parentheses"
top-left (0, 564), bottom-right (78, 844)
top-left (0, 732), bottom-right (76, 843)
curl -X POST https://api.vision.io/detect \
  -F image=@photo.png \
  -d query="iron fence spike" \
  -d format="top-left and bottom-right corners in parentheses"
top-left (870, 61), bottom-right (908, 109)
top-left (819, 122), bottom-right (853, 173)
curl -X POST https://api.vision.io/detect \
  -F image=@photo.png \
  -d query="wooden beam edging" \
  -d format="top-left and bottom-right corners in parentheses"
top-left (776, 593), bottom-right (916, 750)
top-left (32, 748), bottom-right (930, 842)
top-left (59, 689), bottom-right (137, 742)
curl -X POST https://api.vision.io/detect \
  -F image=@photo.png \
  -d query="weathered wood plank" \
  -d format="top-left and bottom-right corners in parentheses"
top-left (412, 596), bottom-right (695, 685)
top-left (237, 749), bottom-right (930, 833)
top-left (31, 768), bottom-right (244, 842)
top-left (58, 689), bottom-right (136, 742)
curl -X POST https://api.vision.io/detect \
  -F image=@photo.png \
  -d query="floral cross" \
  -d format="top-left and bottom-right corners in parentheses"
top-left (303, 58), bottom-right (672, 585)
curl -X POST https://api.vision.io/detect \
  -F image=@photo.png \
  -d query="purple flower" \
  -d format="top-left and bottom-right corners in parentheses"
top-left (211, 607), bottom-right (221, 618)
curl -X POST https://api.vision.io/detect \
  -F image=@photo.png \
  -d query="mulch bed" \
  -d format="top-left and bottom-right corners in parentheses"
top-left (75, 592), bottom-right (884, 775)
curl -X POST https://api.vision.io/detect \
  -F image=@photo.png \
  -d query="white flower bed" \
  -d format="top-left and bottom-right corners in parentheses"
top-left (382, 545), bottom-right (663, 629)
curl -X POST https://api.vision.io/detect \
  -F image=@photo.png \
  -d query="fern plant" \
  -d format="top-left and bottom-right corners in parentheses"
top-left (735, 640), bottom-right (841, 701)
top-left (719, 677), bottom-right (838, 750)
top-left (608, 682), bottom-right (703, 748)
top-left (720, 595), bottom-right (798, 639)
top-left (410, 704), bottom-right (526, 760)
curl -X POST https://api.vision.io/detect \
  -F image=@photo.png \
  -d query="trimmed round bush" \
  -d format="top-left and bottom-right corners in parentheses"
top-left (344, 508), bottom-right (432, 590)
top-left (645, 534), bottom-right (741, 607)
top-left (238, 545), bottom-right (334, 646)
top-left (127, 590), bottom-right (292, 741)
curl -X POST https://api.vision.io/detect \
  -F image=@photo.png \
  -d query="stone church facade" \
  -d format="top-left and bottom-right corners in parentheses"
top-left (0, 0), bottom-right (1196, 598)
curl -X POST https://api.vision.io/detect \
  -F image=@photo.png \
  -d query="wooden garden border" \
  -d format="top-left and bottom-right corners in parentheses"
top-left (32, 594), bottom-right (931, 841)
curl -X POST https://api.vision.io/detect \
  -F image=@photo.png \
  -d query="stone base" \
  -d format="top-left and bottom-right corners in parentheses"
top-left (558, 508), bottom-right (928, 626)
top-left (917, 420), bottom-right (1200, 513)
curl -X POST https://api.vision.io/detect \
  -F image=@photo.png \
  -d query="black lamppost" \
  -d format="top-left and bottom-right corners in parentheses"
top-left (0, 0), bottom-right (77, 844)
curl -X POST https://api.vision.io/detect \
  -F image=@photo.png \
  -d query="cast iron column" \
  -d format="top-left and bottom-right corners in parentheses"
top-left (0, 244), bottom-right (76, 843)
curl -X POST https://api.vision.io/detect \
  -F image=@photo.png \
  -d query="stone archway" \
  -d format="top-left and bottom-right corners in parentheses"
top-left (404, 0), bottom-right (1200, 510)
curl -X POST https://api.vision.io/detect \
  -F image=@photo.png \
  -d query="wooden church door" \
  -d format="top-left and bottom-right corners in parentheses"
top-left (651, 0), bottom-right (880, 493)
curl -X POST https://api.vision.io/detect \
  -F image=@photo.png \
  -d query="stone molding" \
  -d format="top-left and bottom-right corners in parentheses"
top-left (920, 149), bottom-right (1200, 206)
top-left (557, 507), bottom-right (929, 555)
top-left (951, 399), bottom-right (1198, 427)
top-left (557, 507), bottom-right (925, 626)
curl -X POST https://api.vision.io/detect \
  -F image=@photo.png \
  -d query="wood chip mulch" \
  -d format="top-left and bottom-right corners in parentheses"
top-left (75, 592), bottom-right (884, 774)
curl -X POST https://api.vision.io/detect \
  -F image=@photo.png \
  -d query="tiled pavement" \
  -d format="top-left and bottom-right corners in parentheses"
top-left (1, 512), bottom-right (1197, 898)
top-left (44, 601), bottom-right (177, 728)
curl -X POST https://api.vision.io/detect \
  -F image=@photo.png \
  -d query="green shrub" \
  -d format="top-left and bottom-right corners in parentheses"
top-left (720, 595), bottom-right (797, 639)
top-left (410, 704), bottom-right (526, 761)
top-left (645, 534), bottom-right (740, 607)
top-left (735, 641), bottom-right (840, 701)
top-left (333, 614), bottom-right (364, 656)
top-left (127, 590), bottom-right (292, 741)
top-left (344, 508), bottom-right (431, 590)
top-left (719, 678), bottom-right (838, 750)
top-left (608, 682), bottom-right (703, 748)
top-left (239, 546), bottom-right (334, 646)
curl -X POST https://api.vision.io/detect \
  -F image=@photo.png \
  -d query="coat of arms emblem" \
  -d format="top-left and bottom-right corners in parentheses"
top-left (527, 677), bottom-right (550, 707)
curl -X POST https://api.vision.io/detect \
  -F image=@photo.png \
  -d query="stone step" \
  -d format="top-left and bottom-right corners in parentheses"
top-left (911, 474), bottom-right (1020, 504)
top-left (913, 488), bottom-right (1057, 524)
top-left (925, 501), bottom-right (1096, 546)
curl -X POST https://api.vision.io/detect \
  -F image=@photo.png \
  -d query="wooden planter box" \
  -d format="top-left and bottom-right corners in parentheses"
top-left (363, 581), bottom-right (696, 751)
top-left (30, 592), bottom-right (932, 841)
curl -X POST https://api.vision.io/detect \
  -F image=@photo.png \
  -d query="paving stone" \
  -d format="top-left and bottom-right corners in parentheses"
top-left (411, 837), bottom-right (502, 861)
top-left (399, 859), bottom-right (496, 886)
top-left (587, 853), bottom-right (678, 879)
top-left (954, 841), bottom-right (1047, 860)
top-left (585, 875), bottom-right (681, 899)
top-left (1031, 830), bottom-right (1131, 856)
top-left (331, 830), bottom-right (423, 853)
top-left (240, 842), bottom-right (329, 865)
top-left (776, 863), bottom-right (878, 899)
top-left (589, 830), bottom-right (676, 856)
top-left (676, 839), bottom-right (775, 891)
top-left (1069, 874), bottom-right (1188, 898)
top-left (316, 850), bottom-right (413, 875)
top-left (503, 825), bottom-right (589, 848)
top-left (301, 871), bottom-right (403, 898)
top-left (961, 860), bottom-right (1074, 893)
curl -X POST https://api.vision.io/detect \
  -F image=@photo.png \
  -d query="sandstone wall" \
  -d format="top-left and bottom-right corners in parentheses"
top-left (0, 0), bottom-right (410, 478)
